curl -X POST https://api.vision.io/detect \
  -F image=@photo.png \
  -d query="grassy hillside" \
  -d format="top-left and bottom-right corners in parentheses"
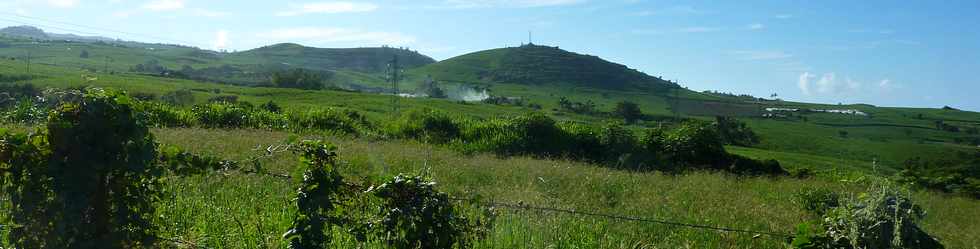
top-left (2, 31), bottom-right (980, 248)
top-left (412, 44), bottom-right (678, 92)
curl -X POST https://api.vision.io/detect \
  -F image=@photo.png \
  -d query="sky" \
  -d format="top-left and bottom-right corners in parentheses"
top-left (1, 0), bottom-right (978, 111)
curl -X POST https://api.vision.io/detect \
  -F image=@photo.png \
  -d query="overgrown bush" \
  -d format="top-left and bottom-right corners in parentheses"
top-left (137, 102), bottom-right (196, 127)
top-left (289, 108), bottom-right (372, 136)
top-left (157, 144), bottom-right (238, 176)
top-left (161, 89), bottom-right (195, 106)
top-left (283, 140), bottom-right (347, 249)
top-left (791, 180), bottom-right (944, 249)
top-left (897, 155), bottom-right (980, 199)
top-left (597, 122), bottom-right (639, 167)
top-left (715, 116), bottom-right (759, 146)
top-left (368, 174), bottom-right (471, 249)
top-left (661, 120), bottom-right (728, 168)
top-left (0, 88), bottom-right (163, 248)
top-left (192, 102), bottom-right (287, 129)
top-left (386, 109), bottom-right (461, 144)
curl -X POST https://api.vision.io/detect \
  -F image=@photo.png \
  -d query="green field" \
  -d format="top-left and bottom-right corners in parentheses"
top-left (2, 33), bottom-right (980, 248)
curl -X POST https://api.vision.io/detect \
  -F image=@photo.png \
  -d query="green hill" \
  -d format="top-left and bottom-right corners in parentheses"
top-left (413, 44), bottom-right (678, 91)
top-left (225, 43), bottom-right (435, 73)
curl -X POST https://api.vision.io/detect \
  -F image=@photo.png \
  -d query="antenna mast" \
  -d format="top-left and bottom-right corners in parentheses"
top-left (528, 30), bottom-right (532, 45)
top-left (388, 54), bottom-right (401, 113)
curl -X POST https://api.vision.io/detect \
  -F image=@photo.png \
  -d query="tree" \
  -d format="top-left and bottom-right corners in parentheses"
top-left (0, 88), bottom-right (163, 248)
top-left (613, 100), bottom-right (643, 124)
top-left (79, 49), bottom-right (90, 58)
top-left (272, 69), bottom-right (325, 90)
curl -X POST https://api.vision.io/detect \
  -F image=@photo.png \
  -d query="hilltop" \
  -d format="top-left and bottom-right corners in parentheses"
top-left (413, 44), bottom-right (679, 92)
top-left (225, 43), bottom-right (435, 73)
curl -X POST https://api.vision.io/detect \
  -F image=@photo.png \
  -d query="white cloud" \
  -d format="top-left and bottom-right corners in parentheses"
top-left (276, 2), bottom-right (378, 16)
top-left (212, 30), bottom-right (228, 50)
top-left (143, 0), bottom-right (184, 11)
top-left (258, 27), bottom-right (415, 46)
top-left (48, 0), bottom-right (79, 8)
top-left (746, 23), bottom-right (764, 30)
top-left (798, 72), bottom-right (814, 95)
top-left (774, 14), bottom-right (793, 19)
top-left (438, 0), bottom-right (586, 9)
top-left (729, 50), bottom-right (792, 61)
top-left (798, 72), bottom-right (864, 96)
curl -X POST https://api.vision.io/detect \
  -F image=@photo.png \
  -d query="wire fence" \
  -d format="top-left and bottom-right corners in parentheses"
top-left (447, 198), bottom-right (792, 249)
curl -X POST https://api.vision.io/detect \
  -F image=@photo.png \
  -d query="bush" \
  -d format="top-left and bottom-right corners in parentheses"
top-left (715, 116), bottom-right (759, 146)
top-left (597, 122), bottom-right (639, 167)
top-left (0, 88), bottom-right (163, 248)
top-left (261, 100), bottom-right (282, 113)
top-left (137, 102), bottom-right (196, 127)
top-left (161, 89), bottom-right (195, 106)
top-left (368, 174), bottom-right (470, 249)
top-left (289, 108), bottom-right (371, 136)
top-left (662, 120), bottom-right (727, 167)
top-left (283, 140), bottom-right (346, 249)
top-left (792, 179), bottom-right (944, 249)
top-left (386, 109), bottom-right (461, 144)
top-left (726, 155), bottom-right (788, 176)
top-left (192, 102), bottom-right (287, 129)
top-left (613, 100), bottom-right (643, 124)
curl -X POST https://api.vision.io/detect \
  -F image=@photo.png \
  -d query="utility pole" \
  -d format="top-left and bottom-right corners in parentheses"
top-left (528, 30), bottom-right (532, 45)
top-left (387, 54), bottom-right (401, 113)
top-left (25, 51), bottom-right (31, 82)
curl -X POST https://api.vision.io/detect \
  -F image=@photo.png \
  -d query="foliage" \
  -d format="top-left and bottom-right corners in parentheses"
top-left (557, 96), bottom-right (596, 114)
top-left (157, 144), bottom-right (238, 176)
top-left (661, 120), bottom-right (728, 168)
top-left (794, 188), bottom-right (841, 216)
top-left (261, 100), bottom-right (283, 113)
top-left (283, 140), bottom-right (346, 249)
top-left (597, 121), bottom-right (638, 167)
top-left (714, 116), bottom-right (759, 146)
top-left (160, 89), bottom-right (195, 106)
top-left (386, 109), bottom-right (461, 144)
top-left (192, 101), bottom-right (288, 129)
top-left (792, 179), bottom-right (945, 249)
top-left (271, 68), bottom-right (325, 90)
top-left (0, 88), bottom-right (163, 248)
top-left (613, 100), bottom-right (643, 124)
top-left (288, 108), bottom-right (372, 136)
top-left (368, 174), bottom-right (470, 249)
top-left (897, 154), bottom-right (980, 199)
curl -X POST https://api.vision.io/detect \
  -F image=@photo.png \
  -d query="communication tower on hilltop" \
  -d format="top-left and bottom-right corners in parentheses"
top-left (386, 54), bottom-right (401, 113)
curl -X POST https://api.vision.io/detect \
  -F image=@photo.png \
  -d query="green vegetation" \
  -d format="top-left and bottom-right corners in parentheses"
top-left (1, 31), bottom-right (979, 247)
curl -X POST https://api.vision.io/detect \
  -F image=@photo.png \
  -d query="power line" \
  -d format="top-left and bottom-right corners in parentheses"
top-left (0, 12), bottom-right (206, 48)
top-left (451, 197), bottom-right (793, 238)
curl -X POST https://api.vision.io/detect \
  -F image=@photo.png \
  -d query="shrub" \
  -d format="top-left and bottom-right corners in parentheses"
top-left (137, 102), bottom-right (196, 127)
top-left (792, 179), bottom-right (944, 249)
top-left (715, 116), bottom-right (759, 146)
top-left (261, 100), bottom-right (282, 113)
top-left (597, 122), bottom-right (639, 167)
top-left (557, 122), bottom-right (603, 162)
top-left (157, 145), bottom-right (238, 176)
top-left (368, 174), bottom-right (470, 249)
top-left (612, 100), bottom-right (643, 124)
top-left (192, 102), bottom-right (287, 129)
top-left (386, 109), bottom-right (461, 144)
top-left (289, 108), bottom-right (371, 136)
top-left (661, 120), bottom-right (727, 167)
top-left (0, 88), bottom-right (163, 248)
top-left (283, 140), bottom-right (346, 249)
top-left (161, 89), bottom-right (195, 106)
top-left (726, 155), bottom-right (788, 176)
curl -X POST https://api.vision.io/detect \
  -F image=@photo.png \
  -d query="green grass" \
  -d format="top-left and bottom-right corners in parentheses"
top-left (140, 128), bottom-right (980, 248)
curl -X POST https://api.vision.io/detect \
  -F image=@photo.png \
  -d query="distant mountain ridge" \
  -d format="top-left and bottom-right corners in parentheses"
top-left (414, 44), bottom-right (679, 92)
top-left (0, 25), bottom-right (118, 43)
top-left (228, 43), bottom-right (436, 73)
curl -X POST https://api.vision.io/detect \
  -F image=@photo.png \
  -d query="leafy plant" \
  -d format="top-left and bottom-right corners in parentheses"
top-left (283, 140), bottom-right (346, 249)
top-left (368, 174), bottom-right (470, 249)
top-left (0, 88), bottom-right (163, 248)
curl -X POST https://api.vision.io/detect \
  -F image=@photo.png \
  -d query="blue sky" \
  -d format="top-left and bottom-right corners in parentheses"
top-left (1, 0), bottom-right (978, 111)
